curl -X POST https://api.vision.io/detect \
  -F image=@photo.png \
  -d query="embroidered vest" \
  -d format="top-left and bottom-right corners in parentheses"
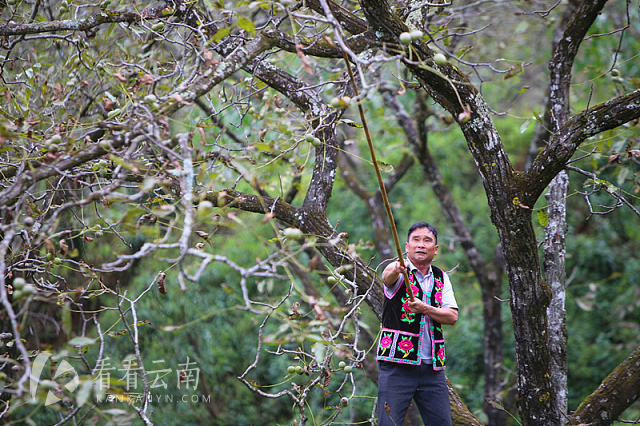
top-left (376, 266), bottom-right (447, 370)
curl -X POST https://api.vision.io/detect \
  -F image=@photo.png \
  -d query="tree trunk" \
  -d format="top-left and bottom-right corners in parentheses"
top-left (481, 271), bottom-right (506, 426)
top-left (497, 210), bottom-right (557, 425)
top-left (544, 171), bottom-right (569, 419)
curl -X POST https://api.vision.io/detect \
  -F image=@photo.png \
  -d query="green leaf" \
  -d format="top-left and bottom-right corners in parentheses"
top-left (76, 380), bottom-right (93, 407)
top-left (120, 207), bottom-right (145, 226)
top-left (520, 119), bottom-right (531, 134)
top-left (103, 409), bottom-right (130, 416)
top-left (312, 342), bottom-right (326, 362)
top-left (532, 111), bottom-right (543, 124)
top-left (536, 210), bottom-right (549, 227)
top-left (340, 118), bottom-right (362, 128)
top-left (254, 143), bottom-right (273, 152)
top-left (68, 336), bottom-right (96, 346)
top-left (212, 27), bottom-right (230, 42)
top-left (237, 15), bottom-right (256, 36)
top-left (62, 302), bottom-right (72, 337)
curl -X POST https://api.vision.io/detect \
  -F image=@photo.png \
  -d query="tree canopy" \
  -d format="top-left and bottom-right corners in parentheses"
top-left (1, 0), bottom-right (639, 424)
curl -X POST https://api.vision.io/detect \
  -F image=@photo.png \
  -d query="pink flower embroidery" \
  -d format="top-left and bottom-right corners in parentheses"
top-left (434, 278), bottom-right (443, 291)
top-left (437, 347), bottom-right (445, 361)
top-left (380, 335), bottom-right (393, 348)
top-left (410, 285), bottom-right (419, 295)
top-left (398, 339), bottom-right (413, 352)
top-left (401, 297), bottom-right (416, 323)
top-left (435, 291), bottom-right (443, 305)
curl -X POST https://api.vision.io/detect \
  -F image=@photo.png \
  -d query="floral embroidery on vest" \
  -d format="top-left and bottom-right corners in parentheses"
top-left (400, 284), bottom-right (420, 323)
top-left (379, 332), bottom-right (393, 356)
top-left (430, 274), bottom-right (446, 369)
top-left (397, 338), bottom-right (415, 358)
top-left (377, 266), bottom-right (447, 369)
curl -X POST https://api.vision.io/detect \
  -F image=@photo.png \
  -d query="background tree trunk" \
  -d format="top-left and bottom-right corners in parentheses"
top-left (544, 171), bottom-right (569, 419)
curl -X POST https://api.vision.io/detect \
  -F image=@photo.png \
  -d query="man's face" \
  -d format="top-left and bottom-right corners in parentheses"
top-left (405, 227), bottom-right (438, 266)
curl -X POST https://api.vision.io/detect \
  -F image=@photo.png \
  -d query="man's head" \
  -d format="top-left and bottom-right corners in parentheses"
top-left (405, 222), bottom-right (439, 267)
top-left (407, 222), bottom-right (438, 245)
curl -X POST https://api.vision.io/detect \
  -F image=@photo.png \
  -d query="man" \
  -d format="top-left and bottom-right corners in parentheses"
top-left (376, 222), bottom-right (458, 425)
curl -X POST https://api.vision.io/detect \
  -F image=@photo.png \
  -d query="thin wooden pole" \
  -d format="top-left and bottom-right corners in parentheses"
top-left (341, 51), bottom-right (414, 301)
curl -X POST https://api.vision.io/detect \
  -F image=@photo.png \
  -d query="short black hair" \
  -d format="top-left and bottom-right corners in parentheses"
top-left (407, 222), bottom-right (438, 245)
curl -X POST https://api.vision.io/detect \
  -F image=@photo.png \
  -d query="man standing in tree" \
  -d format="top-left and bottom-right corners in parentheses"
top-left (377, 222), bottom-right (459, 425)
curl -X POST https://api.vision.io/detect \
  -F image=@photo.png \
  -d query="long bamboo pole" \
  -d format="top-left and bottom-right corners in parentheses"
top-left (341, 51), bottom-right (414, 301)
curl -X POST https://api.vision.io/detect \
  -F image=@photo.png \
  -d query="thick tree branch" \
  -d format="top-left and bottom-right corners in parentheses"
top-left (0, 7), bottom-right (169, 36)
top-left (570, 345), bottom-right (640, 425)
top-left (338, 155), bottom-right (373, 200)
top-left (383, 91), bottom-right (491, 283)
top-left (383, 153), bottom-right (414, 190)
top-left (532, 3), bottom-right (602, 417)
top-left (527, 89), bottom-right (640, 200)
top-left (526, 0), bottom-right (595, 162)
top-left (263, 28), bottom-right (371, 58)
top-left (547, 0), bottom-right (608, 130)
top-left (305, 0), bottom-right (369, 35)
top-left (202, 189), bottom-right (385, 317)
top-left (0, 125), bottom-right (129, 207)
top-left (160, 33), bottom-right (275, 116)
top-left (213, 35), bottom-right (344, 213)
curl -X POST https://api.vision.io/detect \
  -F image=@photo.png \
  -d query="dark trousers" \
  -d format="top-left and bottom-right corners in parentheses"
top-left (377, 361), bottom-right (452, 426)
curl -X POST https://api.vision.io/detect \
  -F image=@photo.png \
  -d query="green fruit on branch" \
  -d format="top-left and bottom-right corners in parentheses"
top-left (197, 200), bottom-right (213, 216)
top-left (283, 228), bottom-right (303, 241)
top-left (433, 53), bottom-right (447, 66)
top-left (409, 30), bottom-right (423, 41)
top-left (399, 32), bottom-right (412, 45)
top-left (107, 108), bottom-right (122, 119)
top-left (144, 94), bottom-right (158, 105)
top-left (12, 277), bottom-right (26, 290)
top-left (338, 361), bottom-right (346, 369)
top-left (48, 134), bottom-right (62, 144)
top-left (287, 365), bottom-right (296, 374)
